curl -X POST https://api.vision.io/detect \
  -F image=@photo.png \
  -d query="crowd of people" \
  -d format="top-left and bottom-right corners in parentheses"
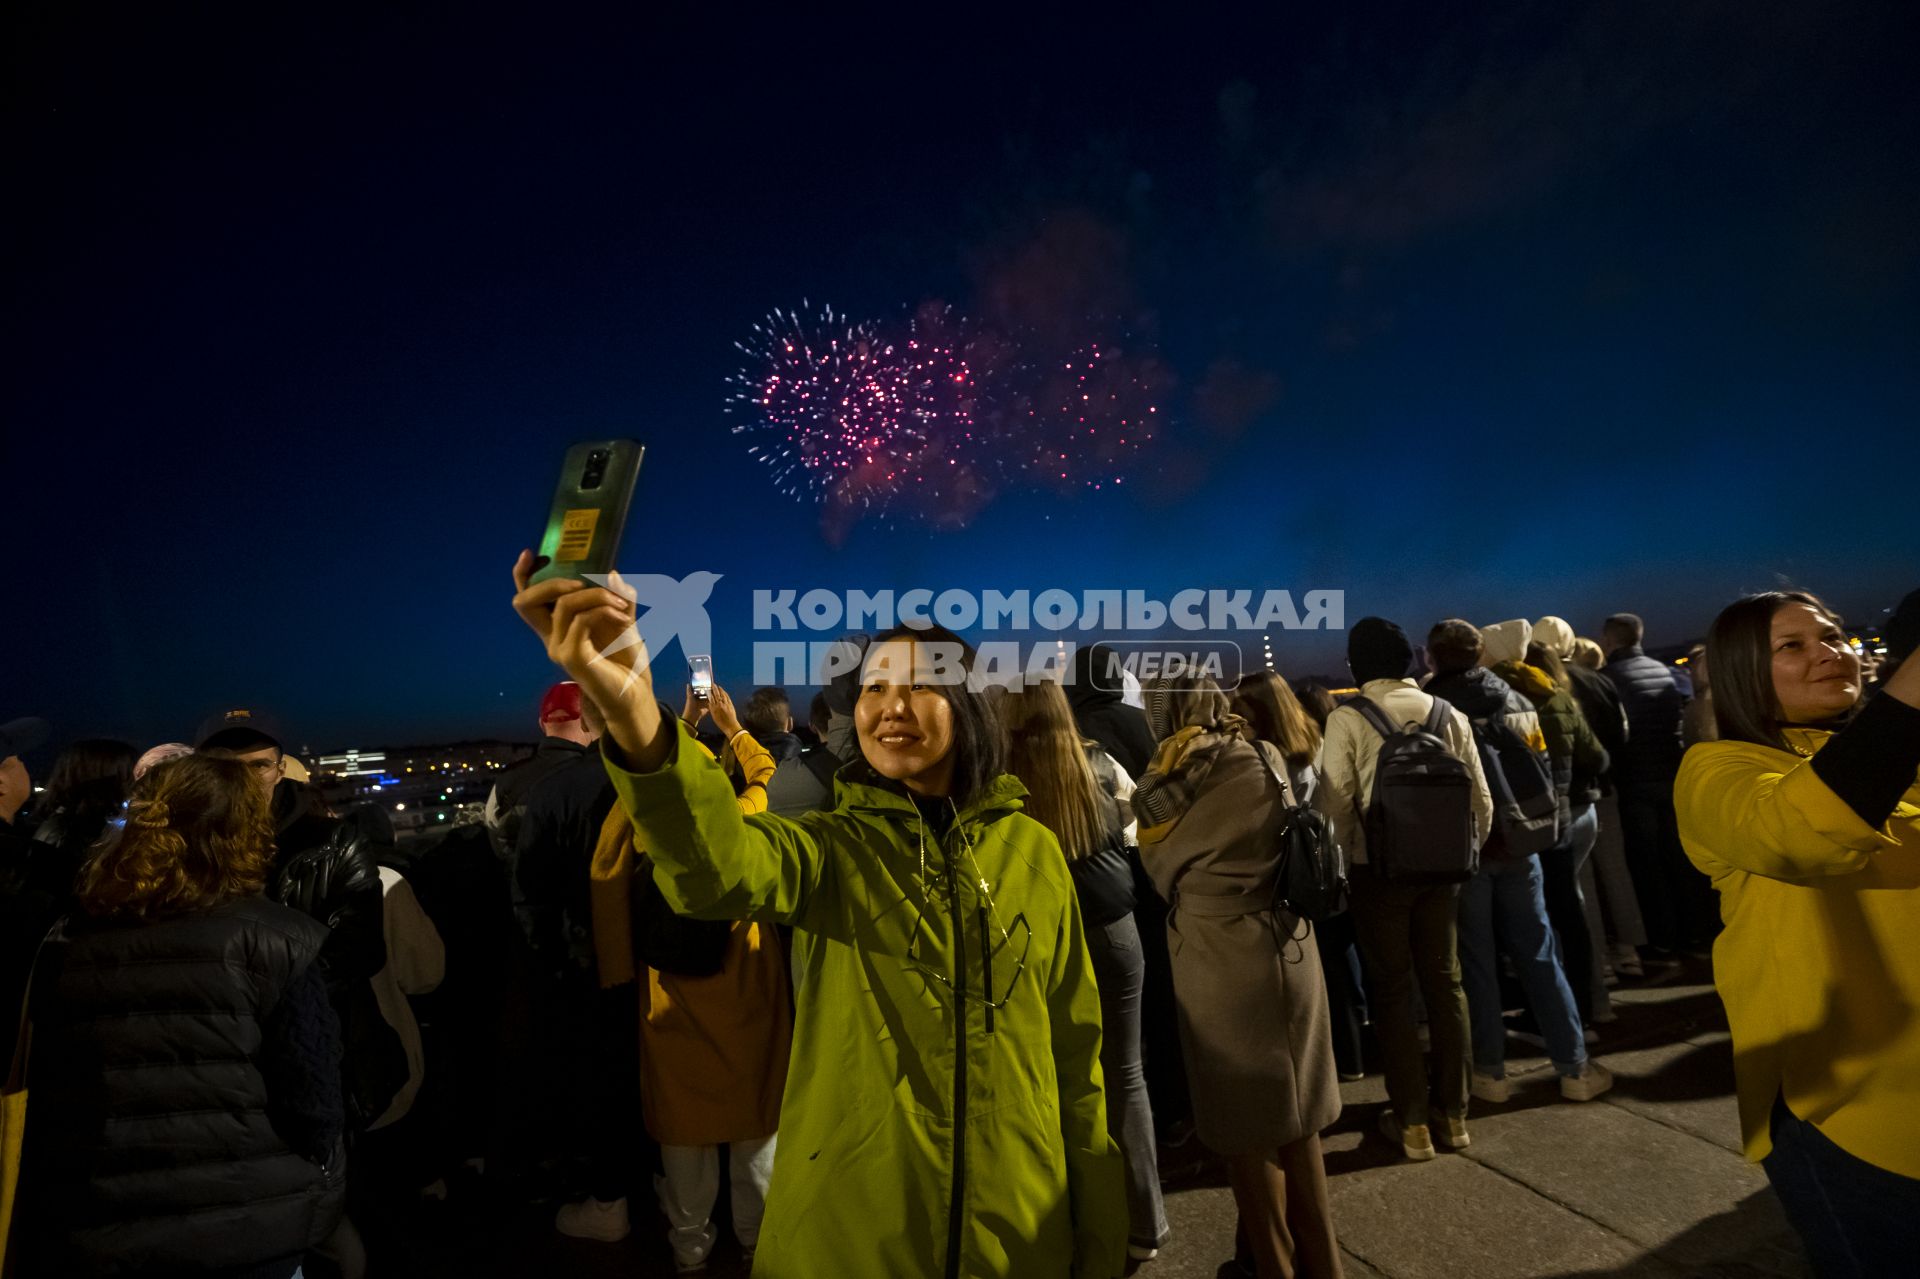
top-left (1, 573), bottom-right (1915, 1279)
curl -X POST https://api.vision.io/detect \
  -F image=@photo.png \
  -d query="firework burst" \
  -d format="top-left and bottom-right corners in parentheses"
top-left (729, 301), bottom-right (1166, 529)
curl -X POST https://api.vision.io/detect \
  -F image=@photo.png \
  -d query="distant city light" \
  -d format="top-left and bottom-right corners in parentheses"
top-left (395, 803), bottom-right (406, 811)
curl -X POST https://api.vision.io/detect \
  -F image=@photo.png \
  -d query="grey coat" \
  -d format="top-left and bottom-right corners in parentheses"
top-left (1141, 734), bottom-right (1340, 1155)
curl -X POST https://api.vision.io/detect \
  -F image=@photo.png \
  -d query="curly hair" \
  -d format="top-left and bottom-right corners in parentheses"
top-left (76, 754), bottom-right (277, 921)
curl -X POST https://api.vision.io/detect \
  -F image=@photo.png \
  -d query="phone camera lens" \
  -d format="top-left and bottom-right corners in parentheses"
top-left (581, 450), bottom-right (610, 491)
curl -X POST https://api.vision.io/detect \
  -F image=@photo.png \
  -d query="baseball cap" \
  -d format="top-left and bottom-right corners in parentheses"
top-left (0, 717), bottom-right (49, 760)
top-left (196, 707), bottom-right (285, 751)
top-left (539, 682), bottom-right (584, 723)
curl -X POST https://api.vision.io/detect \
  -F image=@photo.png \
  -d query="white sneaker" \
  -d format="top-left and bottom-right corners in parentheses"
top-left (1128, 1242), bottom-right (1161, 1262)
top-left (670, 1220), bottom-right (719, 1273)
top-left (1561, 1061), bottom-right (1615, 1102)
top-left (555, 1196), bottom-right (631, 1242)
top-left (1471, 1071), bottom-right (1512, 1104)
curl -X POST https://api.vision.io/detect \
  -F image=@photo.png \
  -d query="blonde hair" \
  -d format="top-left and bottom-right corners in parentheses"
top-left (1001, 679), bottom-right (1106, 862)
top-left (77, 755), bottom-right (275, 921)
top-left (1570, 637), bottom-right (1606, 670)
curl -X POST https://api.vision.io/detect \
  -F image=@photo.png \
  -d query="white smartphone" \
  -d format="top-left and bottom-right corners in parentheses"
top-left (688, 655), bottom-right (714, 701)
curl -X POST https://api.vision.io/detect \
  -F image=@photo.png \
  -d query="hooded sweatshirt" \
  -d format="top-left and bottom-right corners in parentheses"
top-left (1067, 644), bottom-right (1158, 780)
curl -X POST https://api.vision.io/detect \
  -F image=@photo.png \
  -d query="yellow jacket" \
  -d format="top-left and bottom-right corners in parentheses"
top-left (590, 728), bottom-right (776, 987)
top-left (1674, 727), bottom-right (1920, 1176)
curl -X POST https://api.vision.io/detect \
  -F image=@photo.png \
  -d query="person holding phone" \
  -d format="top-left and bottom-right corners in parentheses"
top-left (509, 555), bottom-right (1125, 1279)
top-left (1675, 591), bottom-right (1920, 1275)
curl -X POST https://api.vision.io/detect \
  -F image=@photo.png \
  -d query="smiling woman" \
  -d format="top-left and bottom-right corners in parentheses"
top-left (507, 556), bottom-right (1127, 1279)
top-left (1675, 589), bottom-right (1920, 1275)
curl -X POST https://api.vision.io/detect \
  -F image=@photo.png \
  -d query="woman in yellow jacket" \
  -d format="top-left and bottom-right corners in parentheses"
top-left (1675, 590), bottom-right (1920, 1277)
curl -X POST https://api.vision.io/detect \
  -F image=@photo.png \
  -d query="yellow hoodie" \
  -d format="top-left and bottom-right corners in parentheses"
top-left (1675, 728), bottom-right (1920, 1176)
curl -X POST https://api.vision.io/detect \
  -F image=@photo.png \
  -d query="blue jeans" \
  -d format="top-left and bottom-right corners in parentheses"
top-left (1538, 804), bottom-right (1599, 1022)
top-left (1765, 1094), bottom-right (1920, 1277)
top-left (1457, 853), bottom-right (1587, 1077)
top-left (1085, 913), bottom-right (1170, 1249)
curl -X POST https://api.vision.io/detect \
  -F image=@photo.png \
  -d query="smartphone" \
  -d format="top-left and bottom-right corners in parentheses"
top-left (688, 654), bottom-right (714, 701)
top-left (528, 440), bottom-right (645, 586)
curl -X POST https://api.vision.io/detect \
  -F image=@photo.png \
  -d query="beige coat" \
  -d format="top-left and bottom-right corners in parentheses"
top-left (1141, 732), bottom-right (1340, 1155)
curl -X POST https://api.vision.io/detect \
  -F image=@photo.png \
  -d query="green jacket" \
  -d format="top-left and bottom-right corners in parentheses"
top-left (606, 721), bottom-right (1126, 1279)
top-left (1496, 660), bottom-right (1611, 810)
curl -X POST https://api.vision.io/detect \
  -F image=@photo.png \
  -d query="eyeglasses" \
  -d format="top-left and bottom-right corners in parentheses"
top-left (903, 814), bottom-right (1033, 1029)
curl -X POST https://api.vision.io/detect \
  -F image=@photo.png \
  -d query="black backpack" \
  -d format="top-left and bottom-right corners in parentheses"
top-left (1467, 709), bottom-right (1560, 862)
top-left (1254, 747), bottom-right (1348, 921)
top-left (1346, 697), bottom-right (1479, 883)
top-left (630, 852), bottom-right (732, 978)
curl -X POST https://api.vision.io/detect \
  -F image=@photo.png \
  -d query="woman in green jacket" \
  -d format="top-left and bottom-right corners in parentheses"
top-left (510, 556), bottom-right (1126, 1279)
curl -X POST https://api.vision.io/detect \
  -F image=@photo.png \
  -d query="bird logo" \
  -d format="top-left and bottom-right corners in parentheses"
top-left (584, 570), bottom-right (723, 675)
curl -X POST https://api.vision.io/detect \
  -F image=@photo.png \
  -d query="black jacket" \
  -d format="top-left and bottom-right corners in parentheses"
top-left (270, 780), bottom-right (386, 985)
top-left (1600, 646), bottom-right (1685, 787)
top-left (486, 736), bottom-right (592, 862)
top-left (1067, 645), bottom-right (1158, 780)
top-left (268, 780), bottom-right (402, 1130)
top-left (1567, 663), bottom-right (1627, 780)
top-left (22, 897), bottom-right (345, 1275)
top-left (513, 745), bottom-right (616, 982)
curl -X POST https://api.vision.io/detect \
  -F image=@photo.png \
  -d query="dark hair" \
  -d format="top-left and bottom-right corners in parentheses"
top-left (1426, 619), bottom-right (1484, 675)
top-left (861, 624), bottom-right (1007, 801)
top-left (1603, 613), bottom-right (1645, 648)
top-left (1705, 591), bottom-right (1842, 749)
top-left (38, 739), bottom-right (138, 829)
top-left (1292, 678), bottom-right (1340, 731)
top-left (1348, 617), bottom-right (1414, 685)
top-left (1525, 641), bottom-right (1572, 691)
top-left (807, 691), bottom-right (832, 738)
top-left (743, 687), bottom-right (792, 738)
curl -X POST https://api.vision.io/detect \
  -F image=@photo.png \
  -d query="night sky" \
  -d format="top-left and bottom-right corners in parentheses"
top-left (9, 4), bottom-right (1917, 753)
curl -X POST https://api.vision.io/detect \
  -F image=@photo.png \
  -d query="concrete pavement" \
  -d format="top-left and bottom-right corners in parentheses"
top-left (1147, 956), bottom-right (1808, 1279)
top-left (387, 957), bottom-right (1805, 1277)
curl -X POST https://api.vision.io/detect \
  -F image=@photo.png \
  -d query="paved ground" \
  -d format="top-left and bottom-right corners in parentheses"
top-left (386, 956), bottom-right (1806, 1278)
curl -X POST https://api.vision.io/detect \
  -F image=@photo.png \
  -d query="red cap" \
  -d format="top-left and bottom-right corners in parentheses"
top-left (539, 681), bottom-right (584, 723)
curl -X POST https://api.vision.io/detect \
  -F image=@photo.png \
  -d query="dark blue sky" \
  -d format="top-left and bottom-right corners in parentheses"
top-left (9, 3), bottom-right (1916, 752)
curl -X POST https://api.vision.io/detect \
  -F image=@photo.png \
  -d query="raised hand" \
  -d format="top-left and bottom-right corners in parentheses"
top-left (511, 551), bottom-right (671, 771)
top-left (707, 683), bottom-right (745, 738)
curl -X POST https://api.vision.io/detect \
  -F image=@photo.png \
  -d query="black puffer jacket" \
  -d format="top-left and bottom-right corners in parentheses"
top-left (1600, 646), bottom-right (1685, 787)
top-left (270, 780), bottom-right (386, 985)
top-left (22, 898), bottom-right (345, 1275)
top-left (269, 780), bottom-right (402, 1129)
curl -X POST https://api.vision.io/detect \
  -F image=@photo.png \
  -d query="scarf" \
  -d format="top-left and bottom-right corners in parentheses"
top-left (1133, 675), bottom-right (1246, 845)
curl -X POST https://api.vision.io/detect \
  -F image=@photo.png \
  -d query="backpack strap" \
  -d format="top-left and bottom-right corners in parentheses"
top-left (1345, 696), bottom-right (1398, 741)
top-left (1252, 741), bottom-right (1298, 810)
top-left (1421, 698), bottom-right (1452, 738)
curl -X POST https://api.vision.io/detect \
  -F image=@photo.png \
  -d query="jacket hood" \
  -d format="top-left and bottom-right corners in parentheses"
top-left (837, 766), bottom-right (1029, 828)
top-left (1428, 666), bottom-right (1517, 719)
top-left (1067, 644), bottom-right (1126, 711)
top-left (1480, 619), bottom-right (1533, 667)
top-left (1494, 659), bottom-right (1557, 705)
